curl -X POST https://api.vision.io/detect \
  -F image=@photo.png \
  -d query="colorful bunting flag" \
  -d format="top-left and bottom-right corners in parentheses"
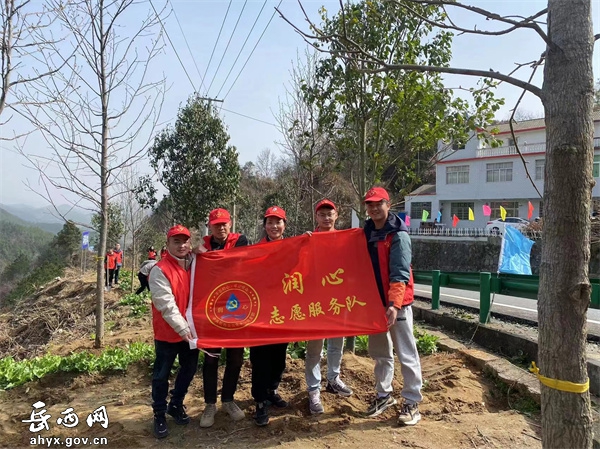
top-left (528, 201), bottom-right (534, 220)
top-left (452, 214), bottom-right (459, 228)
top-left (468, 208), bottom-right (474, 221)
top-left (500, 205), bottom-right (507, 221)
top-left (483, 204), bottom-right (491, 216)
top-left (405, 215), bottom-right (411, 226)
top-left (437, 211), bottom-right (442, 222)
top-left (422, 209), bottom-right (429, 222)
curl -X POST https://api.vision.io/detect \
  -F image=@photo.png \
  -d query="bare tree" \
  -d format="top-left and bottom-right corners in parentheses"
top-left (280, 0), bottom-right (594, 446)
top-left (116, 167), bottom-right (147, 292)
top-left (17, 0), bottom-right (166, 348)
top-left (1, 0), bottom-right (69, 128)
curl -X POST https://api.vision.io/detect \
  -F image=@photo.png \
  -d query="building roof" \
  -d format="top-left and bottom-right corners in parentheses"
top-left (407, 184), bottom-right (436, 196)
top-left (493, 110), bottom-right (600, 134)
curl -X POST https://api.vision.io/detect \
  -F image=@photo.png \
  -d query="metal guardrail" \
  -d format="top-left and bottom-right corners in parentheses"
top-left (413, 270), bottom-right (600, 324)
top-left (407, 227), bottom-right (543, 239)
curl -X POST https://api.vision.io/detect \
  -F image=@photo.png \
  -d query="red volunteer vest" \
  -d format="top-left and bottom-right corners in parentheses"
top-left (377, 233), bottom-right (414, 307)
top-left (202, 233), bottom-right (242, 250)
top-left (105, 253), bottom-right (117, 270)
top-left (151, 252), bottom-right (191, 342)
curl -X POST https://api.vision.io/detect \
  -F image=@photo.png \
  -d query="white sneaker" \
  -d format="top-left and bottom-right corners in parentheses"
top-left (199, 403), bottom-right (217, 428)
top-left (222, 401), bottom-right (245, 421)
top-left (308, 389), bottom-right (324, 414)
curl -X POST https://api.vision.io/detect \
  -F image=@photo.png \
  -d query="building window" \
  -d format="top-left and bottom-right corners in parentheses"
top-left (450, 202), bottom-right (474, 220)
top-left (507, 137), bottom-right (518, 147)
top-left (486, 162), bottom-right (513, 182)
top-left (446, 165), bottom-right (469, 184)
top-left (594, 155), bottom-right (600, 178)
top-left (535, 159), bottom-right (545, 180)
top-left (452, 141), bottom-right (465, 151)
top-left (490, 201), bottom-right (519, 219)
top-left (410, 202), bottom-right (432, 219)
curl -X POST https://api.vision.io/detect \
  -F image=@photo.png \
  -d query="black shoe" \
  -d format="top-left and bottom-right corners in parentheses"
top-left (266, 390), bottom-right (288, 408)
top-left (153, 413), bottom-right (168, 438)
top-left (254, 401), bottom-right (269, 426)
top-left (167, 403), bottom-right (190, 425)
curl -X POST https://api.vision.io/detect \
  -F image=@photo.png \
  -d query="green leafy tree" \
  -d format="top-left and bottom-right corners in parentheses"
top-left (146, 94), bottom-right (240, 228)
top-left (51, 221), bottom-right (82, 264)
top-left (91, 204), bottom-right (124, 249)
top-left (304, 1), bottom-right (503, 218)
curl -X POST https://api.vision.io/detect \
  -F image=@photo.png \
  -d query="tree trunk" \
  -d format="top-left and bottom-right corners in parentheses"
top-left (539, 1), bottom-right (594, 447)
top-left (95, 1), bottom-right (108, 349)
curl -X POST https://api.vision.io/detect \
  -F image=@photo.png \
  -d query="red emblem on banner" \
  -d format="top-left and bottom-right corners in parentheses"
top-left (205, 281), bottom-right (260, 330)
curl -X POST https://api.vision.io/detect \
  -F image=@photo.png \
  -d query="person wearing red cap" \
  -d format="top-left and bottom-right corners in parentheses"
top-left (198, 208), bottom-right (249, 428)
top-left (304, 199), bottom-right (353, 415)
top-left (362, 186), bottom-right (422, 426)
top-left (250, 206), bottom-right (289, 426)
top-left (148, 224), bottom-right (198, 439)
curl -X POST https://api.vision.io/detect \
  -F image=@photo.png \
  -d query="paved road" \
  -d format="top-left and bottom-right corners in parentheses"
top-left (414, 283), bottom-right (600, 338)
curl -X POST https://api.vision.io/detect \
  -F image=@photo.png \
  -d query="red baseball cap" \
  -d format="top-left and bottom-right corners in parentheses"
top-left (264, 206), bottom-right (287, 220)
top-left (364, 187), bottom-right (390, 202)
top-left (166, 224), bottom-right (191, 239)
top-left (208, 208), bottom-right (231, 225)
top-left (315, 199), bottom-right (336, 212)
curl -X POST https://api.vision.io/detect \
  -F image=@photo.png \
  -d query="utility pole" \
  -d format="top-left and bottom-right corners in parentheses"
top-left (197, 96), bottom-right (223, 105)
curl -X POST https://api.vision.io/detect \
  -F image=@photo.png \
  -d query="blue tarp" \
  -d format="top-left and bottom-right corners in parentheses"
top-left (498, 226), bottom-right (535, 275)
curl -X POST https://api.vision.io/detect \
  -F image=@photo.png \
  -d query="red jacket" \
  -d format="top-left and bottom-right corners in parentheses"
top-left (377, 233), bottom-right (414, 307)
top-left (151, 252), bottom-right (191, 342)
top-left (104, 252), bottom-right (117, 270)
top-left (160, 249), bottom-right (167, 259)
top-left (114, 249), bottom-right (123, 266)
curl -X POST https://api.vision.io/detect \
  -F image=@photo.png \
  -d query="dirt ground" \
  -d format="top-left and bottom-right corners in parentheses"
top-left (0, 273), bottom-right (542, 449)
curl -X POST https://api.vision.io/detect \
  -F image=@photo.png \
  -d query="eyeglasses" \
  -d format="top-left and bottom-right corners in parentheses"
top-left (317, 212), bottom-right (336, 218)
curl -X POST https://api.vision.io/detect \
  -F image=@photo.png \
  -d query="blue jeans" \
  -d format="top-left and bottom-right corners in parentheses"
top-left (152, 340), bottom-right (199, 414)
top-left (305, 337), bottom-right (344, 391)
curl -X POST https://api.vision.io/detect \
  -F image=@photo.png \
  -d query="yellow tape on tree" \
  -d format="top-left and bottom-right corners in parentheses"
top-left (529, 362), bottom-right (589, 394)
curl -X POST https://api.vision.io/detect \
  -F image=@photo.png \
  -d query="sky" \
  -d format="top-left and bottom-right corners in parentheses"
top-left (1, 0), bottom-right (599, 208)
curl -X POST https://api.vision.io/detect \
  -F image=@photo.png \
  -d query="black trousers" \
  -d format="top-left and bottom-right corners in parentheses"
top-left (136, 273), bottom-right (149, 294)
top-left (114, 266), bottom-right (121, 283)
top-left (202, 347), bottom-right (244, 403)
top-left (105, 269), bottom-right (115, 286)
top-left (152, 340), bottom-right (199, 414)
top-left (250, 343), bottom-right (288, 402)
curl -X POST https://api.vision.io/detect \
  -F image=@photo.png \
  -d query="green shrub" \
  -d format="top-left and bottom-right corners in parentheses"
top-left (0, 342), bottom-right (154, 390)
top-left (414, 328), bottom-right (439, 355)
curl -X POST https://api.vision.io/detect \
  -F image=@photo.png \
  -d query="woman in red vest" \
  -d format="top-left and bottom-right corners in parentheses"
top-left (104, 248), bottom-right (117, 289)
top-left (250, 206), bottom-right (289, 427)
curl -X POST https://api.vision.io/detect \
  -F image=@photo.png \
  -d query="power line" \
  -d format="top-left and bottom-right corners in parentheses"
top-left (149, 0), bottom-right (197, 92)
top-left (214, 0), bottom-right (268, 98)
top-left (206, 0), bottom-right (249, 94)
top-left (202, 0), bottom-right (232, 90)
top-left (222, 0), bottom-right (283, 102)
top-left (170, 1), bottom-right (206, 92)
top-left (220, 107), bottom-right (277, 127)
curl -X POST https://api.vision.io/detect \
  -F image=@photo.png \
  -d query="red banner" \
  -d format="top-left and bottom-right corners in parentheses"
top-left (186, 228), bottom-right (387, 348)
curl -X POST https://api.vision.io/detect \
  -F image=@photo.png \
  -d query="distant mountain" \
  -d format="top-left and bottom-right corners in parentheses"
top-left (0, 207), bottom-right (65, 234)
top-left (0, 209), bottom-right (54, 273)
top-left (0, 203), bottom-right (93, 228)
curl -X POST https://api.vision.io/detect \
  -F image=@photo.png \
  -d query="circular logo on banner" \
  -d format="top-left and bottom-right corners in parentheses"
top-left (206, 281), bottom-right (260, 330)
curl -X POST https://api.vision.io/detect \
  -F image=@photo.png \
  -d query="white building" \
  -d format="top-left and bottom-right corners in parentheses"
top-left (404, 112), bottom-right (600, 229)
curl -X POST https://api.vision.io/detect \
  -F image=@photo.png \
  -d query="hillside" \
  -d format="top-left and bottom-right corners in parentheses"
top-left (0, 271), bottom-right (543, 449)
top-left (0, 211), bottom-right (54, 273)
top-left (0, 203), bottom-right (92, 228)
